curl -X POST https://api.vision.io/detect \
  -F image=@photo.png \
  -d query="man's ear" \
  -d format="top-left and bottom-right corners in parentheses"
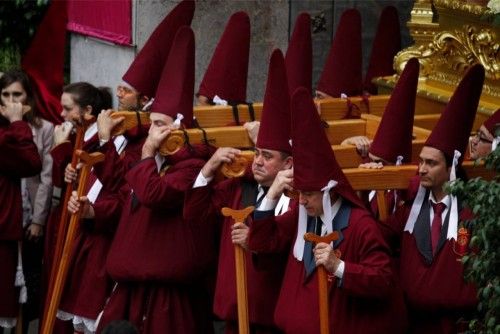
top-left (285, 156), bottom-right (293, 169)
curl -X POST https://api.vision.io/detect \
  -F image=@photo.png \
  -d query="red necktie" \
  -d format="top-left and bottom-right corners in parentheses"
top-left (431, 202), bottom-right (446, 254)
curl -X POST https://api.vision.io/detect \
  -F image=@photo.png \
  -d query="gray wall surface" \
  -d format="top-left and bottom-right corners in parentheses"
top-left (70, 0), bottom-right (413, 107)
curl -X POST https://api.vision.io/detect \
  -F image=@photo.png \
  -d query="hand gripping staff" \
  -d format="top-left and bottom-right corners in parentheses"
top-left (41, 150), bottom-right (105, 333)
top-left (221, 206), bottom-right (255, 334)
top-left (304, 231), bottom-right (340, 334)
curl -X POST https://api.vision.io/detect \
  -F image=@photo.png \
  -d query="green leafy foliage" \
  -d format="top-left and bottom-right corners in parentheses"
top-left (0, 0), bottom-right (50, 70)
top-left (447, 146), bottom-right (500, 333)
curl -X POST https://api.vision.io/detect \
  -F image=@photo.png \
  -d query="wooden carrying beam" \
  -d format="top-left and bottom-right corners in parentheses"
top-left (193, 95), bottom-right (390, 127)
top-left (110, 96), bottom-right (391, 130)
top-left (158, 120), bottom-right (367, 155)
top-left (157, 113), bottom-right (431, 159)
top-left (219, 156), bottom-right (494, 186)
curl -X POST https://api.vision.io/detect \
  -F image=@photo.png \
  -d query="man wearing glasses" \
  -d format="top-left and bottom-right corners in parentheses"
top-left (469, 109), bottom-right (500, 159)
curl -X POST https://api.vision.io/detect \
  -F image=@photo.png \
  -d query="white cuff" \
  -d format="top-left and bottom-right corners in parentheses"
top-left (258, 196), bottom-right (278, 211)
top-left (334, 260), bottom-right (345, 279)
top-left (193, 172), bottom-right (213, 188)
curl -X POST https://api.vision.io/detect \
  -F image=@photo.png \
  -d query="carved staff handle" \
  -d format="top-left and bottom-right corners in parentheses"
top-left (304, 231), bottom-right (340, 334)
top-left (221, 206), bottom-right (255, 334)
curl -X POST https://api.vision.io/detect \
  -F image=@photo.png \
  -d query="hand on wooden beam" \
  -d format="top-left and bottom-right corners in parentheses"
top-left (202, 147), bottom-right (242, 179)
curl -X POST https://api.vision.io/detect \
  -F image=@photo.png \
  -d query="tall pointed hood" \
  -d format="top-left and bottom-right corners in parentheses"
top-left (369, 58), bottom-right (420, 164)
top-left (285, 13), bottom-right (312, 95)
top-left (363, 6), bottom-right (401, 94)
top-left (22, 0), bottom-right (67, 124)
top-left (256, 49), bottom-right (291, 154)
top-left (483, 109), bottom-right (500, 135)
top-left (123, 0), bottom-right (195, 98)
top-left (404, 64), bottom-right (485, 245)
top-left (151, 26), bottom-right (194, 128)
top-left (291, 87), bottom-right (365, 208)
top-left (425, 64), bottom-right (485, 163)
top-left (316, 8), bottom-right (362, 97)
top-left (198, 11), bottom-right (251, 103)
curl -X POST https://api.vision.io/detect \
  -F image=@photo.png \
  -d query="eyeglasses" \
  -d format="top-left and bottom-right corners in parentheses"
top-left (472, 130), bottom-right (493, 144)
top-left (116, 85), bottom-right (134, 95)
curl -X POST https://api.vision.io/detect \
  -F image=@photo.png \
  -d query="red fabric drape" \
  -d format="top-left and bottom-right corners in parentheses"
top-left (67, 0), bottom-right (132, 46)
top-left (22, 0), bottom-right (68, 125)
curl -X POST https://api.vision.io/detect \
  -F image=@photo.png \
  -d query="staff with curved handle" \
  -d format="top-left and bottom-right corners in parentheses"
top-left (221, 206), bottom-right (255, 334)
top-left (41, 150), bottom-right (105, 333)
top-left (304, 231), bottom-right (340, 334)
top-left (43, 114), bottom-right (94, 329)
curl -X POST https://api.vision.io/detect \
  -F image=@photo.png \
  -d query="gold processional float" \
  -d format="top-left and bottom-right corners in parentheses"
top-left (374, 0), bottom-right (500, 131)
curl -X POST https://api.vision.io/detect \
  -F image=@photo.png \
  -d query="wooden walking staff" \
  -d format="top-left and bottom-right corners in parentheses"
top-left (42, 114), bottom-right (94, 324)
top-left (221, 206), bottom-right (255, 334)
top-left (41, 150), bottom-right (105, 334)
top-left (304, 231), bottom-right (340, 334)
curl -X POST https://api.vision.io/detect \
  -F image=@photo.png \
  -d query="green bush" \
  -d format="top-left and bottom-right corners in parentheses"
top-left (0, 0), bottom-right (49, 70)
top-left (448, 142), bottom-right (500, 333)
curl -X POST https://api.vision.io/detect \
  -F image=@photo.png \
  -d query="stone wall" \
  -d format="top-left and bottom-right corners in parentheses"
top-left (70, 0), bottom-right (413, 107)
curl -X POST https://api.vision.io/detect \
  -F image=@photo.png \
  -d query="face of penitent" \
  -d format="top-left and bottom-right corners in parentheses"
top-left (116, 84), bottom-right (142, 111)
top-left (469, 125), bottom-right (494, 160)
top-left (418, 146), bottom-right (451, 192)
top-left (251, 148), bottom-right (292, 187)
top-left (298, 190), bottom-right (324, 217)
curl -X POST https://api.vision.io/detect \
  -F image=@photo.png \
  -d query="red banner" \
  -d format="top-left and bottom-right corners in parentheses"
top-left (68, 0), bottom-right (132, 46)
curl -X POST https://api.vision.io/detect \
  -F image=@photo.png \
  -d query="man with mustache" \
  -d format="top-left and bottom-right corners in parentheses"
top-left (184, 50), bottom-right (293, 333)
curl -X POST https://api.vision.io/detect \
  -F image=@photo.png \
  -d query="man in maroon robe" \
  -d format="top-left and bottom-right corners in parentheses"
top-left (95, 26), bottom-right (215, 334)
top-left (247, 87), bottom-right (406, 334)
top-left (184, 49), bottom-right (292, 333)
top-left (381, 64), bottom-right (485, 334)
top-left (0, 101), bottom-right (41, 329)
